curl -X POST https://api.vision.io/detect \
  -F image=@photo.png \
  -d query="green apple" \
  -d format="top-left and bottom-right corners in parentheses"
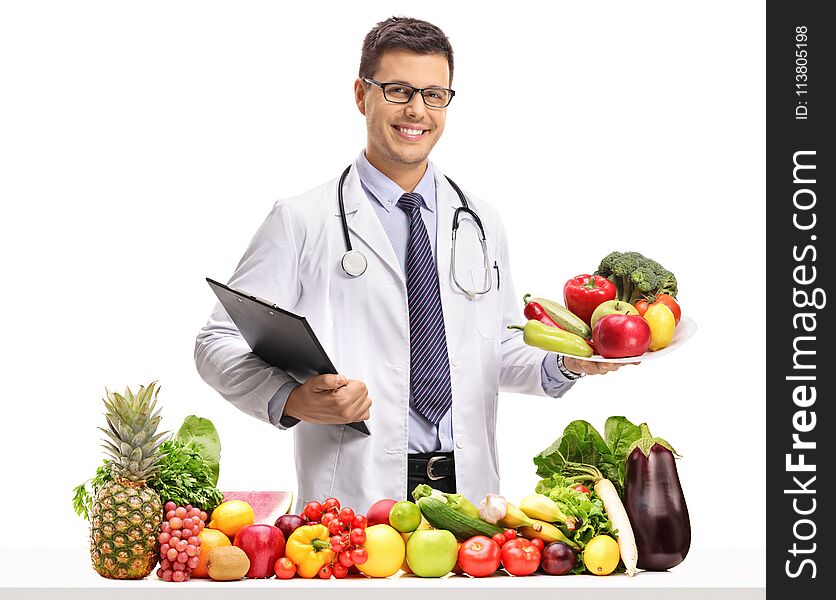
top-left (590, 300), bottom-right (639, 328)
top-left (405, 529), bottom-right (458, 577)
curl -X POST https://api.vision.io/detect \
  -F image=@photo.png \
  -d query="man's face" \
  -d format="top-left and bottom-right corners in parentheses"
top-left (355, 50), bottom-right (450, 169)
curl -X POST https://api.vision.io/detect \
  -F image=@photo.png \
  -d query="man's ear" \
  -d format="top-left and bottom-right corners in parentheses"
top-left (354, 79), bottom-right (367, 116)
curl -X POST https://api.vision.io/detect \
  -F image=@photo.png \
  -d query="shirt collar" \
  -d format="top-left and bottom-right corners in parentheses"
top-left (355, 150), bottom-right (437, 213)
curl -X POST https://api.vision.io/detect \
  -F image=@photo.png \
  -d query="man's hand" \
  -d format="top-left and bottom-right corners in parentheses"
top-left (563, 357), bottom-right (639, 376)
top-left (283, 374), bottom-right (372, 425)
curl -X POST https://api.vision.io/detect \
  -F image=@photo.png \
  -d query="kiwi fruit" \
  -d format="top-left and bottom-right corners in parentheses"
top-left (206, 546), bottom-right (250, 581)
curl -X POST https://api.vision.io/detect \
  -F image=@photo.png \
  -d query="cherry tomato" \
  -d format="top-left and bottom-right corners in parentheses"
top-left (340, 533), bottom-right (350, 547)
top-left (328, 519), bottom-right (343, 535)
top-left (323, 497), bottom-right (341, 512)
top-left (652, 294), bottom-right (681, 325)
top-left (330, 535), bottom-right (343, 553)
top-left (339, 507), bottom-right (355, 525)
top-left (458, 535), bottom-right (502, 578)
top-left (350, 528), bottom-right (366, 545)
top-left (529, 537), bottom-right (545, 552)
top-left (274, 557), bottom-right (296, 579)
top-left (634, 299), bottom-right (650, 316)
top-left (492, 533), bottom-right (507, 547)
top-left (352, 515), bottom-right (368, 529)
top-left (339, 550), bottom-right (355, 568)
top-left (303, 501), bottom-right (323, 522)
top-left (571, 484), bottom-right (591, 496)
top-left (332, 562), bottom-right (348, 579)
top-left (318, 564), bottom-right (332, 579)
top-left (350, 547), bottom-right (368, 565)
top-left (504, 529), bottom-right (517, 542)
top-left (321, 512), bottom-right (336, 528)
top-left (500, 538), bottom-right (541, 576)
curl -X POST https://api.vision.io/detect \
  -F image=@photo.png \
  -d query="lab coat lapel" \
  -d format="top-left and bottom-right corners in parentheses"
top-left (338, 166), bottom-right (404, 283)
top-left (433, 166), bottom-right (458, 294)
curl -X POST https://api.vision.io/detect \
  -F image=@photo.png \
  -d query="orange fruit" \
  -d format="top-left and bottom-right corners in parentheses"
top-left (192, 528), bottom-right (232, 578)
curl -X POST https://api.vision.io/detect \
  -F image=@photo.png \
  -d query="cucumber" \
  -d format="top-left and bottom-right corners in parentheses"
top-left (525, 295), bottom-right (591, 339)
top-left (416, 497), bottom-right (503, 541)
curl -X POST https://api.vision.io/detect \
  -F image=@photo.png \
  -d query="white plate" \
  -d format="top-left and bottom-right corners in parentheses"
top-left (555, 316), bottom-right (697, 363)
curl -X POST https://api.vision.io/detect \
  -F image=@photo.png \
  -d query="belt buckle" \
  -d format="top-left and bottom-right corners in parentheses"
top-left (426, 456), bottom-right (445, 481)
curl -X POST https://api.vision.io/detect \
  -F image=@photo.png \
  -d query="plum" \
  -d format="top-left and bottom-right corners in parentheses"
top-left (274, 514), bottom-right (305, 541)
top-left (540, 541), bottom-right (577, 575)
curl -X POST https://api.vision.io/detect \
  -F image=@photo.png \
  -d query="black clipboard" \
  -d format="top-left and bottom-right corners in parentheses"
top-left (207, 278), bottom-right (370, 435)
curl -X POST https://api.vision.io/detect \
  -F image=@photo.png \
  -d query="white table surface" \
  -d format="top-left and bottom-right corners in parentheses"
top-left (2, 544), bottom-right (765, 600)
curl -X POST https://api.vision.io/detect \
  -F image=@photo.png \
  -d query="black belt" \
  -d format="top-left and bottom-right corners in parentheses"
top-left (408, 452), bottom-right (455, 481)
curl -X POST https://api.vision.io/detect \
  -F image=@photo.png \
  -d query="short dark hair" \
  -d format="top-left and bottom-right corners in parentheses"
top-left (359, 17), bottom-right (454, 84)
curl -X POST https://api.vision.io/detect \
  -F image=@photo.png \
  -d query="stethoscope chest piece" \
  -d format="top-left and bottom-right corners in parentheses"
top-left (341, 249), bottom-right (368, 277)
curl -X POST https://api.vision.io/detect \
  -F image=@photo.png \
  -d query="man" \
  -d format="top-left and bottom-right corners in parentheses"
top-left (195, 17), bottom-right (629, 511)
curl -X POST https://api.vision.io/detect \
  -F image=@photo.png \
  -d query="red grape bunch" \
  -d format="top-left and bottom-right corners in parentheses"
top-left (156, 502), bottom-right (208, 582)
top-left (303, 498), bottom-right (368, 579)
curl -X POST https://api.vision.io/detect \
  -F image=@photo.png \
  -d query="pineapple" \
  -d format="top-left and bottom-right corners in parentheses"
top-left (90, 382), bottom-right (167, 579)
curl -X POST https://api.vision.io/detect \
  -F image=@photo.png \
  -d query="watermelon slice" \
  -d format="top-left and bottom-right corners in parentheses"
top-left (221, 491), bottom-right (295, 525)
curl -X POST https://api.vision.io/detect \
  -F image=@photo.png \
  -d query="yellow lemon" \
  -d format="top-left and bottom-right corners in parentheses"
top-left (644, 303), bottom-right (675, 351)
top-left (583, 535), bottom-right (620, 576)
top-left (357, 524), bottom-right (405, 578)
top-left (208, 500), bottom-right (255, 539)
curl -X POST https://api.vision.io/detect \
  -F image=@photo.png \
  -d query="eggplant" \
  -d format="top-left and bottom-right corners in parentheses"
top-left (623, 424), bottom-right (690, 571)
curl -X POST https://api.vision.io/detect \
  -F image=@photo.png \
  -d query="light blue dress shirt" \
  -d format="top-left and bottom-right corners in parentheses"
top-left (267, 152), bottom-right (576, 451)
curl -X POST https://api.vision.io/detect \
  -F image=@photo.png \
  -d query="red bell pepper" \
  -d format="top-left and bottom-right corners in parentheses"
top-left (563, 275), bottom-right (617, 326)
top-left (522, 294), bottom-right (563, 329)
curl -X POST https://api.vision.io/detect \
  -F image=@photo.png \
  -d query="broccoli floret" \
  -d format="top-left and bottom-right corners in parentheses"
top-left (629, 265), bottom-right (660, 304)
top-left (593, 250), bottom-right (679, 302)
top-left (594, 251), bottom-right (622, 278)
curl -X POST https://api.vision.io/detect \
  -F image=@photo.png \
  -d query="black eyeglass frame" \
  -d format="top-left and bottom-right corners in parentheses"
top-left (363, 78), bottom-right (456, 108)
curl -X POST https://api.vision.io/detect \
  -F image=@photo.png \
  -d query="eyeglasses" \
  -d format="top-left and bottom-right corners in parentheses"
top-left (363, 78), bottom-right (455, 108)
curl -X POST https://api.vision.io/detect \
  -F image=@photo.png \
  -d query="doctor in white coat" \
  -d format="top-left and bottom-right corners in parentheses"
top-left (195, 17), bottom-right (629, 513)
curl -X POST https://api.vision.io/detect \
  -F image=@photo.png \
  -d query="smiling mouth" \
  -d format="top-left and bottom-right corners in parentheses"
top-left (393, 125), bottom-right (429, 139)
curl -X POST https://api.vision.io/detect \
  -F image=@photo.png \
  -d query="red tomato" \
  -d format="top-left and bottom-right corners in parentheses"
top-left (634, 299), bottom-right (649, 316)
top-left (332, 563), bottom-right (348, 579)
top-left (500, 538), bottom-right (541, 576)
top-left (652, 294), bottom-right (681, 324)
top-left (274, 557), bottom-right (297, 579)
top-left (322, 497), bottom-right (341, 512)
top-left (504, 529), bottom-right (517, 542)
top-left (458, 536), bottom-right (502, 578)
top-left (529, 537), bottom-right (545, 552)
top-left (571, 484), bottom-right (591, 496)
top-left (492, 533), bottom-right (507, 547)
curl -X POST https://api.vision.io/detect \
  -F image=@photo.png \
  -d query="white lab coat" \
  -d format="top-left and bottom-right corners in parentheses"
top-left (194, 162), bottom-right (564, 512)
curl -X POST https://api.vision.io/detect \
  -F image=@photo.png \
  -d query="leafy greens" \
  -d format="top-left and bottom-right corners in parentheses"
top-left (73, 416), bottom-right (224, 520)
top-left (533, 416), bottom-right (641, 495)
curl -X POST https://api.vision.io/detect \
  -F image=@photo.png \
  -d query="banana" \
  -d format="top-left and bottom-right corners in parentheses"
top-left (497, 501), bottom-right (533, 529)
top-left (520, 493), bottom-right (579, 530)
top-left (518, 519), bottom-right (578, 549)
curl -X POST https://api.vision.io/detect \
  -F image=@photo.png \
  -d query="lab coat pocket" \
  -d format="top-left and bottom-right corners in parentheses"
top-left (469, 267), bottom-right (503, 339)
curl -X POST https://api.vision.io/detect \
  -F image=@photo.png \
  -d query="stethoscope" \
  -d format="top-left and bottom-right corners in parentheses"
top-left (337, 165), bottom-right (497, 299)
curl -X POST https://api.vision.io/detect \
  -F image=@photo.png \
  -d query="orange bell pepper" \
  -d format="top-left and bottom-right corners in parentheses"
top-left (285, 524), bottom-right (335, 578)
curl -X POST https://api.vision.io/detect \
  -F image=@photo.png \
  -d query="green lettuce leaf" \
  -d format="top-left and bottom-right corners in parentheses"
top-left (176, 415), bottom-right (221, 486)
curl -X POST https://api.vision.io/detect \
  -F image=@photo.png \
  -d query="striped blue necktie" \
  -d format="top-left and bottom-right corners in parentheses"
top-left (397, 192), bottom-right (453, 424)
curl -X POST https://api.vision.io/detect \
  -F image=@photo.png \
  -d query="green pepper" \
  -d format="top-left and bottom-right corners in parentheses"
top-left (509, 320), bottom-right (594, 357)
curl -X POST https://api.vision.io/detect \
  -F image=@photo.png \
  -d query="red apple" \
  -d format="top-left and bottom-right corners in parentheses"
top-left (592, 314), bottom-right (651, 358)
top-left (233, 524), bottom-right (286, 578)
top-left (366, 498), bottom-right (398, 526)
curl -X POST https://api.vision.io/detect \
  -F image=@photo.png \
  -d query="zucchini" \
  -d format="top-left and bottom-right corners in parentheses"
top-left (524, 294), bottom-right (591, 338)
top-left (417, 497), bottom-right (503, 541)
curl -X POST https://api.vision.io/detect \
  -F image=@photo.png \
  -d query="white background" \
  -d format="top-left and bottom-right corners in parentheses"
top-left (0, 0), bottom-right (764, 580)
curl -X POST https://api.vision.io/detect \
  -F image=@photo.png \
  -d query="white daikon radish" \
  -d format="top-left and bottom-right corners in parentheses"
top-left (564, 462), bottom-right (639, 576)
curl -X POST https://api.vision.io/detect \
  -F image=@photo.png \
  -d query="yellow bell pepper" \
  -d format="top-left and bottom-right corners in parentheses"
top-left (285, 524), bottom-right (335, 578)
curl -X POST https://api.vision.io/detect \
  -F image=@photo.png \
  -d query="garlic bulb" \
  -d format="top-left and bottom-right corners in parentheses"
top-left (479, 494), bottom-right (508, 524)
